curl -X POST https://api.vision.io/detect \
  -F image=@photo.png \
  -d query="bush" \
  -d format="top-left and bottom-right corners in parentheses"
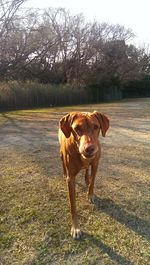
top-left (0, 81), bottom-right (89, 110)
top-left (123, 76), bottom-right (150, 98)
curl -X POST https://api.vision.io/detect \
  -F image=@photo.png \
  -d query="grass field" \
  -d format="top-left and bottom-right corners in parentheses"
top-left (0, 98), bottom-right (150, 265)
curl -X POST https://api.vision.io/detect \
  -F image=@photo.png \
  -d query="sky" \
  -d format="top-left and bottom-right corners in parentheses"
top-left (25, 0), bottom-right (150, 47)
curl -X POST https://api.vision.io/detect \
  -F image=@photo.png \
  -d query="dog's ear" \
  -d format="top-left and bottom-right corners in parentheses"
top-left (93, 111), bottom-right (109, 137)
top-left (59, 113), bottom-right (77, 138)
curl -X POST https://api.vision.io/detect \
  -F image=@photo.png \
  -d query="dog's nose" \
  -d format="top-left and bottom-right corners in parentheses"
top-left (85, 144), bottom-right (95, 155)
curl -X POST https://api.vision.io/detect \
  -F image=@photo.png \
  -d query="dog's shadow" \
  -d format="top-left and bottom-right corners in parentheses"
top-left (82, 232), bottom-right (134, 265)
top-left (76, 179), bottom-right (150, 242)
top-left (75, 196), bottom-right (149, 265)
top-left (92, 196), bottom-right (150, 242)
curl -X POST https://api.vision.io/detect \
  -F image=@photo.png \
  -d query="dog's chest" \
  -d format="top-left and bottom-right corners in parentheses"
top-left (81, 157), bottom-right (93, 169)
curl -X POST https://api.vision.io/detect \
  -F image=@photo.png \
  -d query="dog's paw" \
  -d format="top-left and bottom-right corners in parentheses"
top-left (88, 194), bottom-right (96, 204)
top-left (71, 227), bottom-right (82, 240)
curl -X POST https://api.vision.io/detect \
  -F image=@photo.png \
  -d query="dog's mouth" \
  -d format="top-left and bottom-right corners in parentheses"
top-left (79, 144), bottom-right (98, 159)
top-left (81, 152), bottom-right (95, 159)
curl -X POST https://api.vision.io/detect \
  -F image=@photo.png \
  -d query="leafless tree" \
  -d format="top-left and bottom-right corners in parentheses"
top-left (0, 0), bottom-right (26, 37)
top-left (0, 4), bottom-right (149, 86)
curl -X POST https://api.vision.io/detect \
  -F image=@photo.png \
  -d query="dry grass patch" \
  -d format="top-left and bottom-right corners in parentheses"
top-left (0, 98), bottom-right (150, 265)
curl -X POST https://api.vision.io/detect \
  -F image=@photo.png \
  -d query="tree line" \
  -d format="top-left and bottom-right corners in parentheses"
top-left (0, 0), bottom-right (150, 109)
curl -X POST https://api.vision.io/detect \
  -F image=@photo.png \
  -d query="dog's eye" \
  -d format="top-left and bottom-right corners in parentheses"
top-left (94, 124), bottom-right (99, 130)
top-left (74, 125), bottom-right (82, 134)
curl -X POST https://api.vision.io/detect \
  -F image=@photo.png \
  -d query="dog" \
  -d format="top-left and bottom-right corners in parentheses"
top-left (58, 111), bottom-right (109, 239)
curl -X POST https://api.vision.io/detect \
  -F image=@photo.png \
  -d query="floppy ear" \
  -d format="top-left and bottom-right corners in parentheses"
top-left (59, 113), bottom-right (71, 138)
top-left (93, 111), bottom-right (109, 137)
top-left (59, 113), bottom-right (77, 138)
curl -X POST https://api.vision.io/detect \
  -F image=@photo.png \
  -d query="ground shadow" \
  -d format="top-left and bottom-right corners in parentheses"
top-left (94, 197), bottom-right (150, 241)
top-left (0, 112), bottom-right (58, 147)
top-left (0, 113), bottom-right (61, 178)
top-left (83, 233), bottom-right (134, 265)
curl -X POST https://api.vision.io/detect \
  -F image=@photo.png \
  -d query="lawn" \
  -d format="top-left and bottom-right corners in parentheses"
top-left (0, 98), bottom-right (150, 265)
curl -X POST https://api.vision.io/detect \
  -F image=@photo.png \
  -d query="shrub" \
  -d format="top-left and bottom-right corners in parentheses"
top-left (0, 81), bottom-right (89, 110)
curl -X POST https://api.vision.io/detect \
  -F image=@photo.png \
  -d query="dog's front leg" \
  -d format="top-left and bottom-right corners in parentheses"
top-left (66, 175), bottom-right (82, 239)
top-left (87, 162), bottom-right (98, 204)
top-left (60, 152), bottom-right (67, 178)
top-left (85, 168), bottom-right (89, 187)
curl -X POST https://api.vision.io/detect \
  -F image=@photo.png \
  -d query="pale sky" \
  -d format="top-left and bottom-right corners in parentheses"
top-left (25, 0), bottom-right (150, 46)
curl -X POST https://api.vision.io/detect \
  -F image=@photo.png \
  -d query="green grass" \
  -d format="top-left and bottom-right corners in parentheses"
top-left (0, 98), bottom-right (150, 264)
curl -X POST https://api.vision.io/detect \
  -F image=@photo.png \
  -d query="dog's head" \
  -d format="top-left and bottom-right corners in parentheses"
top-left (59, 111), bottom-right (109, 159)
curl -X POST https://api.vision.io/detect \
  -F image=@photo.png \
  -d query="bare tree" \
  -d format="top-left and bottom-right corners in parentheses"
top-left (0, 0), bottom-right (27, 79)
top-left (0, 4), bottom-right (149, 86)
top-left (0, 0), bottom-right (26, 37)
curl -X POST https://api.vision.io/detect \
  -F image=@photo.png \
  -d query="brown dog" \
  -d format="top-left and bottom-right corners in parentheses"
top-left (58, 111), bottom-right (109, 239)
